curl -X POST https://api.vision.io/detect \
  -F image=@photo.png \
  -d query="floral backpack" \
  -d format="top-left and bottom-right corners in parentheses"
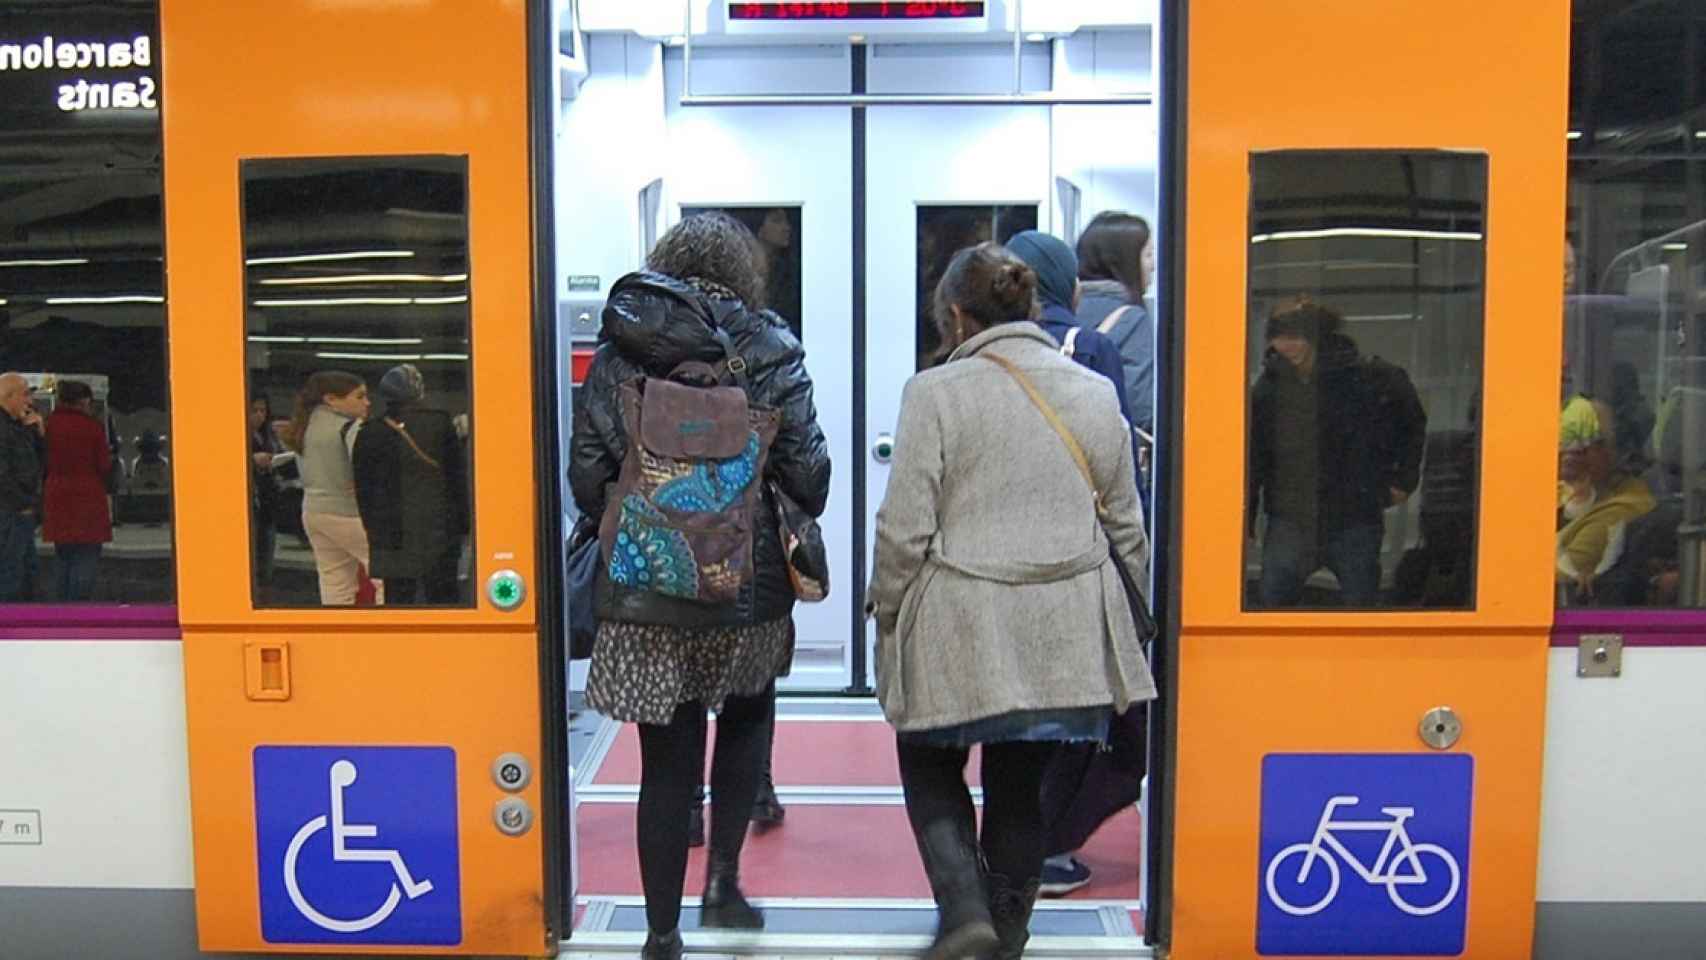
top-left (599, 329), bottom-right (780, 605)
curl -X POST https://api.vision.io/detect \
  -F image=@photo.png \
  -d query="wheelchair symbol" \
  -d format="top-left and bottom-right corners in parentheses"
top-left (283, 759), bottom-right (435, 934)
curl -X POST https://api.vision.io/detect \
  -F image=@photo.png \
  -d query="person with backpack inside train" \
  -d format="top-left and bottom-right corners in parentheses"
top-left (569, 212), bottom-right (831, 960)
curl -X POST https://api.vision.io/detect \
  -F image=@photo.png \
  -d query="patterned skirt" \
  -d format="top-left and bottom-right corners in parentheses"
top-left (585, 616), bottom-right (794, 726)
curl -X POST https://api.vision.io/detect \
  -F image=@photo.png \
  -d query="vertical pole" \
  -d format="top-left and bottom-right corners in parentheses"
top-left (1011, 0), bottom-right (1024, 94)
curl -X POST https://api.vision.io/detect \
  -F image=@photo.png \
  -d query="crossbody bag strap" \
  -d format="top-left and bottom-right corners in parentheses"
top-left (385, 417), bottom-right (442, 470)
top-left (1096, 304), bottom-right (1133, 336)
top-left (979, 353), bottom-right (1102, 514)
top-left (1060, 326), bottom-right (1082, 359)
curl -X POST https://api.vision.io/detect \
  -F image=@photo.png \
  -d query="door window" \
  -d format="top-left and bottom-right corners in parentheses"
top-left (242, 157), bottom-right (477, 609)
top-left (915, 205), bottom-right (1038, 370)
top-left (1243, 151), bottom-right (1487, 611)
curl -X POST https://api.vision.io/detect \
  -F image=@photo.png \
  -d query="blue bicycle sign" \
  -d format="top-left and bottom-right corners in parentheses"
top-left (1257, 753), bottom-right (1472, 956)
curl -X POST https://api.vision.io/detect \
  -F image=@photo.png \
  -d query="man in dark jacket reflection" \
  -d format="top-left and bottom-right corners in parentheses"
top-left (1249, 300), bottom-right (1427, 608)
top-left (0, 372), bottom-right (45, 601)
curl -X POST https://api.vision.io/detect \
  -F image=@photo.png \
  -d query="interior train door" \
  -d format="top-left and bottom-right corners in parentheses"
top-left (663, 43), bottom-right (857, 690)
top-left (163, 1), bottom-right (562, 954)
top-left (862, 44), bottom-right (1052, 681)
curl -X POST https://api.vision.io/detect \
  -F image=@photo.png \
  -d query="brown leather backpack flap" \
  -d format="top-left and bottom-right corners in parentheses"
top-left (639, 378), bottom-right (751, 459)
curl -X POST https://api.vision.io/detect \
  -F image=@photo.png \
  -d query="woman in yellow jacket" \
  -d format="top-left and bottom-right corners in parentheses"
top-left (1557, 395), bottom-right (1654, 603)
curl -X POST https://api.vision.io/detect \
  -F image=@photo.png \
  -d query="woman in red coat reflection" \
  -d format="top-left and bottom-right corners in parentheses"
top-left (42, 379), bottom-right (113, 601)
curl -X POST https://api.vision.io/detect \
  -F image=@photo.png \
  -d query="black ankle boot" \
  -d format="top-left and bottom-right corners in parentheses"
top-left (700, 852), bottom-right (764, 929)
top-left (915, 819), bottom-right (999, 960)
top-left (751, 768), bottom-right (784, 828)
top-left (988, 873), bottom-right (1041, 960)
top-left (640, 927), bottom-right (682, 960)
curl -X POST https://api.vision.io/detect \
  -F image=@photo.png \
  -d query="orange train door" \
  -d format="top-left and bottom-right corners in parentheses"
top-left (1161, 2), bottom-right (1567, 958)
top-left (162, 1), bottom-right (563, 955)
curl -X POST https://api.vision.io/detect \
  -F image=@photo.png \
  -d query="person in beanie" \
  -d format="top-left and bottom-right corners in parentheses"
top-left (351, 364), bottom-right (469, 605)
top-left (1248, 297), bottom-right (1427, 608)
top-left (1007, 230), bottom-right (1148, 897)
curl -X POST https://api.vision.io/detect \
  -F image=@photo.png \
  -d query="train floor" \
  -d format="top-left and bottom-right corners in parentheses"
top-left (564, 696), bottom-right (1148, 958)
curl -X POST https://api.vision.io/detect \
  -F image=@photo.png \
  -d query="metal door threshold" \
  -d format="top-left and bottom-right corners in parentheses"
top-left (565, 896), bottom-right (1148, 958)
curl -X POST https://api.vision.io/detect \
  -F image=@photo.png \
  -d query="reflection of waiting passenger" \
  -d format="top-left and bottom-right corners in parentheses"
top-left (1394, 393), bottom-right (1479, 609)
top-left (1558, 395), bottom-right (1655, 603)
top-left (0, 372), bottom-right (45, 602)
top-left (1249, 299), bottom-right (1427, 608)
top-left (249, 393), bottom-right (286, 588)
top-left (352, 364), bottom-right (468, 606)
top-left (1075, 212), bottom-right (1156, 434)
top-left (287, 371), bottom-right (376, 606)
top-left (42, 380), bottom-right (113, 601)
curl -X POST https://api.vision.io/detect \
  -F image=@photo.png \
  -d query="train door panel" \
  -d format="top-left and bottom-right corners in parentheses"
top-left (163, 1), bottom-right (551, 954)
top-left (863, 103), bottom-right (1050, 669)
top-left (663, 47), bottom-right (856, 690)
top-left (1169, 2), bottom-right (1568, 957)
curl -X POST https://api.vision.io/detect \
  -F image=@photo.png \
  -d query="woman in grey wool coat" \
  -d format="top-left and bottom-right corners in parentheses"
top-left (867, 242), bottom-right (1155, 959)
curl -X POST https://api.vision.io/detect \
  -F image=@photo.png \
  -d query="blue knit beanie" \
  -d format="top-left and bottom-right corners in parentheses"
top-left (1005, 230), bottom-right (1077, 311)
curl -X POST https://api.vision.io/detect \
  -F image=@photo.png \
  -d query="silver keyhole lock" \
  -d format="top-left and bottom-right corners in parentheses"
top-left (1418, 706), bottom-right (1463, 751)
top-left (873, 433), bottom-right (895, 464)
top-left (493, 796), bottom-right (534, 837)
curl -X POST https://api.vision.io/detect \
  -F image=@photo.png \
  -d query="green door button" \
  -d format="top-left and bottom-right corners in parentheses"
top-left (486, 569), bottom-right (526, 611)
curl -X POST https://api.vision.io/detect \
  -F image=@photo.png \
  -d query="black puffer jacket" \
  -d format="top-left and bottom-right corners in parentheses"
top-left (1249, 332), bottom-right (1427, 538)
top-left (570, 272), bottom-right (831, 629)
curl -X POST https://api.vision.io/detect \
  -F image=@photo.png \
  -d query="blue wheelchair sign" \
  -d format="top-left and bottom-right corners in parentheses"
top-left (254, 746), bottom-right (462, 945)
top-left (1257, 753), bottom-right (1473, 956)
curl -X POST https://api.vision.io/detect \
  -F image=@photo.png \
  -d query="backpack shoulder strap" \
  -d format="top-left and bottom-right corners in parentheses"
top-left (1060, 327), bottom-right (1082, 359)
top-left (711, 326), bottom-right (750, 390)
top-left (1097, 305), bottom-right (1133, 336)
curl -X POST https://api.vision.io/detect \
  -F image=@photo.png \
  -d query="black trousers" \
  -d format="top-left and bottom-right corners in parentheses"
top-left (635, 684), bottom-right (775, 934)
top-left (896, 738), bottom-right (1055, 890)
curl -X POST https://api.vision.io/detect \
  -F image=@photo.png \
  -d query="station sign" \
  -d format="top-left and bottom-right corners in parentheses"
top-left (0, 5), bottom-right (159, 135)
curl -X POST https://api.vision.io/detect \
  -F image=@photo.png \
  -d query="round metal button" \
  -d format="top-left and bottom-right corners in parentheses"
top-left (1418, 706), bottom-right (1463, 750)
top-left (494, 796), bottom-right (534, 837)
top-left (872, 433), bottom-right (895, 464)
top-left (486, 569), bottom-right (526, 611)
top-left (492, 752), bottom-right (532, 793)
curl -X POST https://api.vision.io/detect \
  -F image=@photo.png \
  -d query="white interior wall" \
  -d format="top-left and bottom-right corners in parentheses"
top-left (1051, 29), bottom-right (1157, 238)
top-left (0, 642), bottom-right (193, 889)
top-left (1538, 646), bottom-right (1706, 902)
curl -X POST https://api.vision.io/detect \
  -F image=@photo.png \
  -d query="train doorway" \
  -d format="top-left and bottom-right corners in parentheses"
top-left (558, 8), bottom-right (1159, 956)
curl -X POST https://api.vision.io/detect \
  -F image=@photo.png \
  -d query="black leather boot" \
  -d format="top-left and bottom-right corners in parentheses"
top-left (915, 819), bottom-right (999, 960)
top-left (700, 852), bottom-right (765, 929)
top-left (988, 872), bottom-right (1041, 960)
top-left (751, 767), bottom-right (784, 828)
top-left (640, 927), bottom-right (683, 960)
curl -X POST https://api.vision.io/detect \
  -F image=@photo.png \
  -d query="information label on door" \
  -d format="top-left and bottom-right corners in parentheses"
top-left (1257, 753), bottom-right (1473, 956)
top-left (254, 745), bottom-right (462, 945)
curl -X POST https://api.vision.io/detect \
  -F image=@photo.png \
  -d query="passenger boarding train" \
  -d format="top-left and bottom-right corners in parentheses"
top-left (0, 1), bottom-right (1701, 958)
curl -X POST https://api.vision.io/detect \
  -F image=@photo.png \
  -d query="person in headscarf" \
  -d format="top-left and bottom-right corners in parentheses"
top-left (351, 363), bottom-right (469, 605)
top-left (1558, 394), bottom-right (1655, 602)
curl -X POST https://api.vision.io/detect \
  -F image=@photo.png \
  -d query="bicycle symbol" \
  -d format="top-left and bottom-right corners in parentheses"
top-left (1264, 795), bottom-right (1462, 918)
top-left (283, 759), bottom-right (435, 934)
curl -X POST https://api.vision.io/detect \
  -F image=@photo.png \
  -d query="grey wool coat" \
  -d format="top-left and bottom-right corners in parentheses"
top-left (867, 322), bottom-right (1157, 733)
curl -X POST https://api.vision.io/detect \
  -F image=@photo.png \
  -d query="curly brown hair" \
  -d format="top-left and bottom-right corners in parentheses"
top-left (646, 211), bottom-right (768, 309)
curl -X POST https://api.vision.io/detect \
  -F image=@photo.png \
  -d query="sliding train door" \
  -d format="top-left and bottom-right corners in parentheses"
top-left (163, 1), bottom-right (559, 954)
top-left (1165, 1), bottom-right (1568, 957)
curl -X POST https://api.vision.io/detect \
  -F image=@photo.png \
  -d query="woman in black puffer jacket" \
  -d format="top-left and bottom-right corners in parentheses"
top-left (570, 212), bottom-right (831, 960)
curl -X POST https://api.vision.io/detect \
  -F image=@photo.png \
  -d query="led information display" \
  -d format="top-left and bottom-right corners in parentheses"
top-left (729, 3), bottom-right (985, 20)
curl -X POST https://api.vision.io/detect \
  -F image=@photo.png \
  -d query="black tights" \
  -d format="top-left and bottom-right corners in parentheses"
top-left (896, 738), bottom-right (1055, 888)
top-left (635, 684), bottom-right (775, 934)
